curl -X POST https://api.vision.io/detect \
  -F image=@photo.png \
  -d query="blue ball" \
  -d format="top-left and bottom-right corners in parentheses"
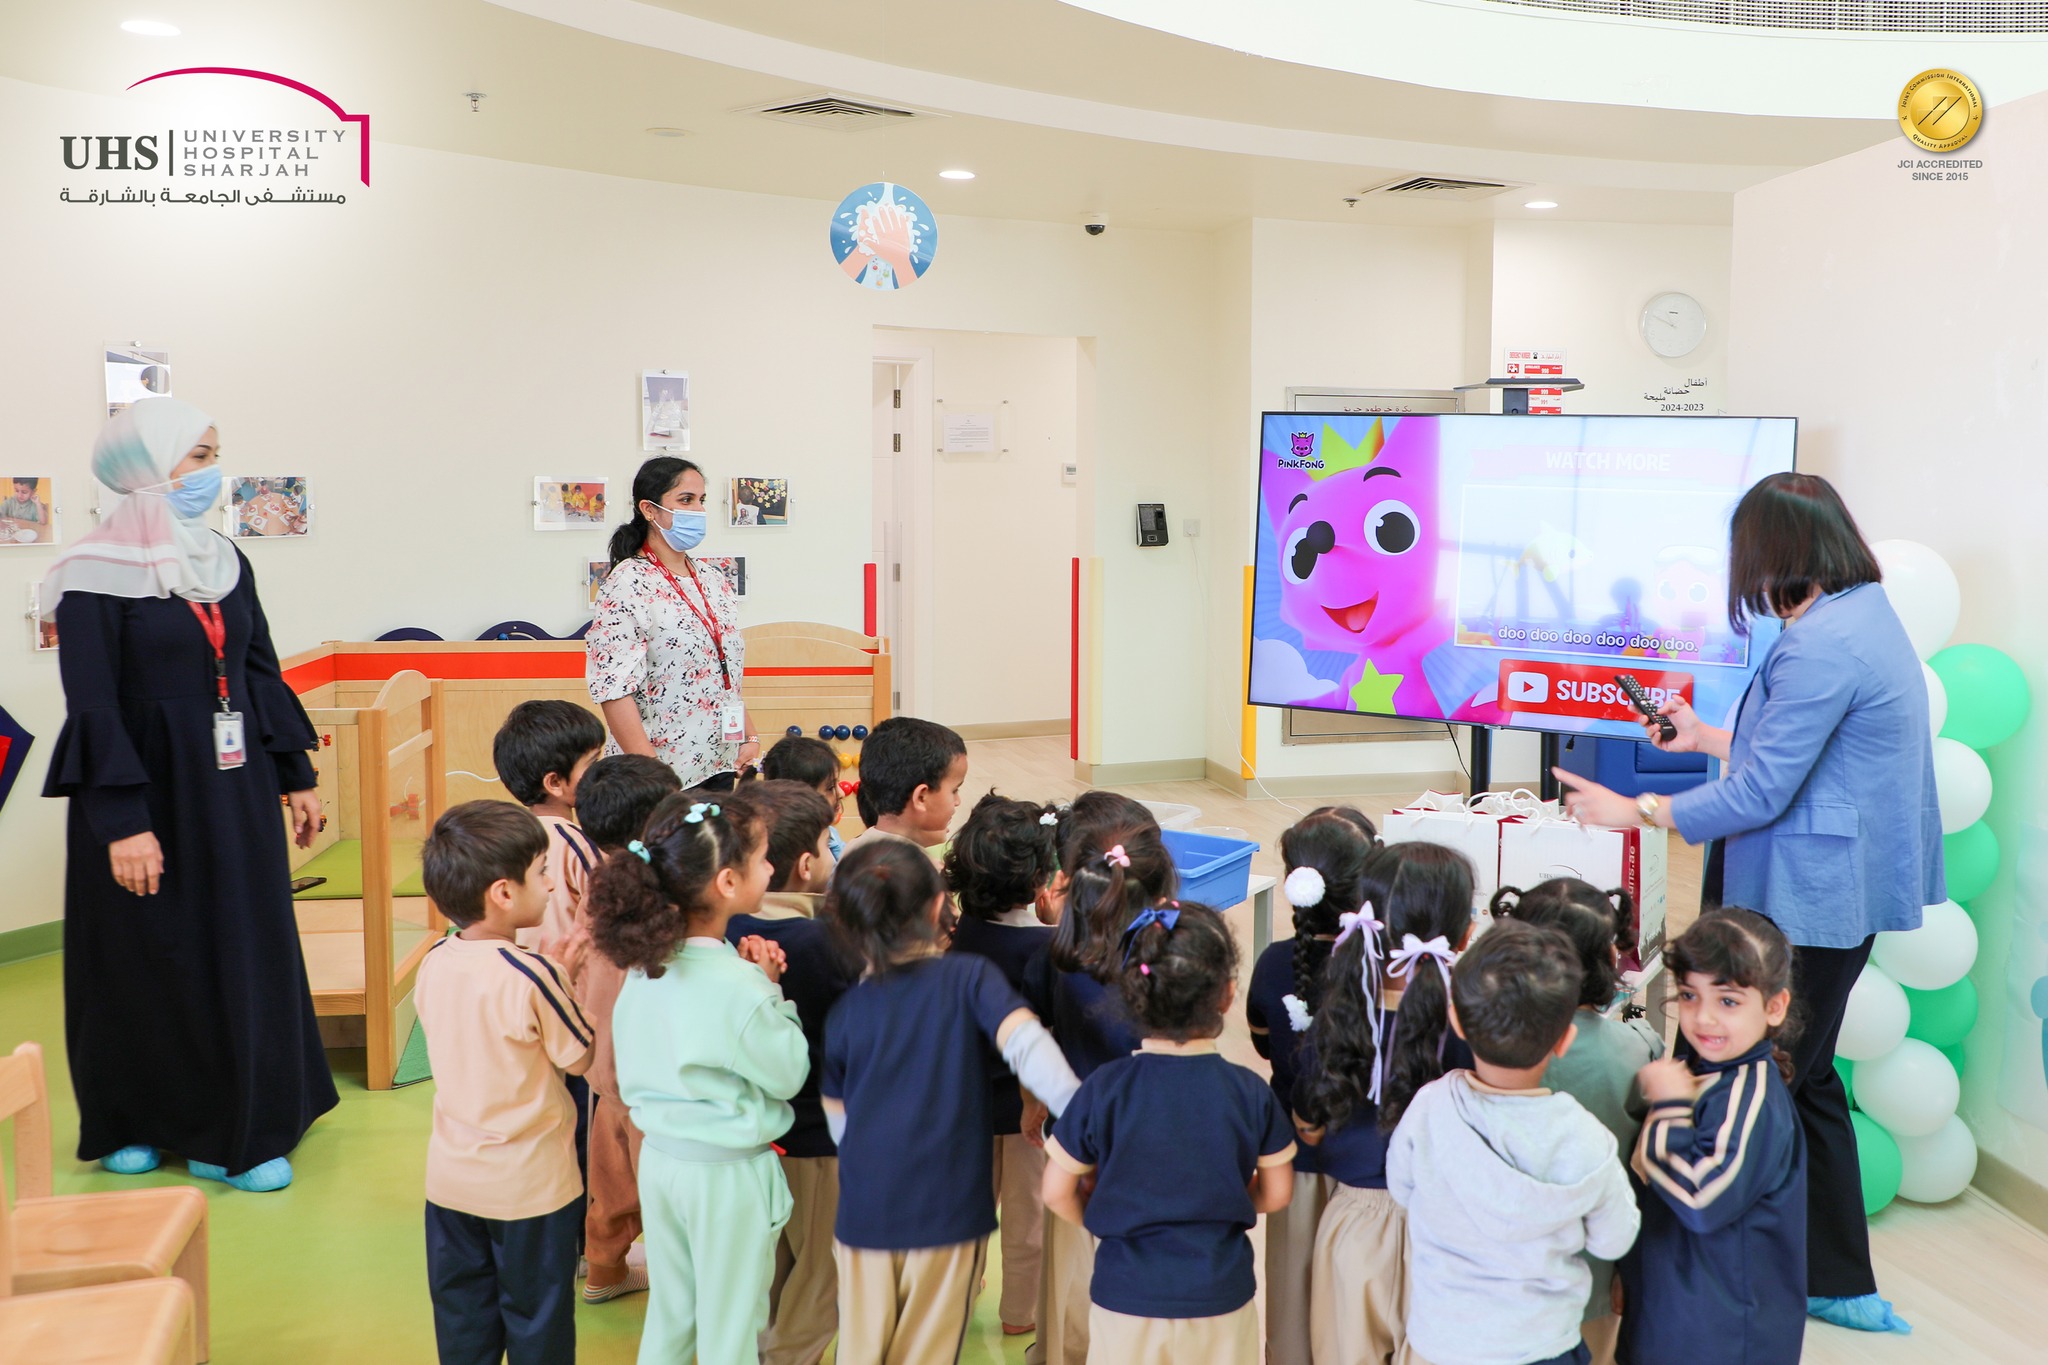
top-left (818, 726), bottom-right (835, 740)
top-left (852, 725), bottom-right (869, 740)
top-left (835, 725), bottom-right (852, 741)
top-left (785, 725), bottom-right (803, 738)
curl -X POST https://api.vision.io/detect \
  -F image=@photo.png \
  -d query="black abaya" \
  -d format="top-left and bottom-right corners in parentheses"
top-left (45, 549), bottom-right (338, 1172)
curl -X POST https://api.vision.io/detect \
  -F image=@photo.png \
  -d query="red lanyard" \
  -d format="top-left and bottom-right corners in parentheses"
top-left (187, 601), bottom-right (231, 712)
top-left (642, 550), bottom-right (732, 690)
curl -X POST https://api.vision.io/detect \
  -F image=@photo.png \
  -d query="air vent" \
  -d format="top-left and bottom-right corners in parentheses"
top-left (742, 93), bottom-right (935, 131)
top-left (1479, 0), bottom-right (2048, 32)
top-left (1359, 175), bottom-right (1522, 203)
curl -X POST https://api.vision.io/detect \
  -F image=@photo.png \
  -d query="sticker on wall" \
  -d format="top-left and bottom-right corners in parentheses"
top-left (226, 476), bottom-right (312, 538)
top-left (641, 370), bottom-right (690, 451)
top-left (699, 555), bottom-right (747, 598)
top-left (105, 345), bottom-right (172, 419)
top-left (1, 476), bottom-right (59, 546)
top-left (534, 478), bottom-right (609, 531)
top-left (831, 182), bottom-right (937, 291)
top-left (729, 478), bottom-right (789, 527)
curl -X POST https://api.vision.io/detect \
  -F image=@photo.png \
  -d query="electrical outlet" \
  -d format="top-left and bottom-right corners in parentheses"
top-left (1183, 519), bottom-right (1200, 538)
top-left (1060, 462), bottom-right (1079, 486)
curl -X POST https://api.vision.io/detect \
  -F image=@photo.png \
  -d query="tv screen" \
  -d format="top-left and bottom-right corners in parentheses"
top-left (1250, 413), bottom-right (1798, 741)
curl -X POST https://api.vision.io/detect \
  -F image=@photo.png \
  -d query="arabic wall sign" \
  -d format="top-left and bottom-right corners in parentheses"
top-left (55, 67), bottom-right (370, 208)
top-left (831, 182), bottom-right (937, 290)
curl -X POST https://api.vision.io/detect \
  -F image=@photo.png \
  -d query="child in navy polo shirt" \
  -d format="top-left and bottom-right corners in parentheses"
top-left (943, 792), bottom-right (1062, 1340)
top-left (1245, 805), bottom-right (1377, 1365)
top-left (1043, 902), bottom-right (1296, 1365)
top-left (1022, 791), bottom-right (1178, 1365)
top-left (722, 780), bottom-right (858, 1365)
top-left (1621, 908), bottom-right (1807, 1365)
top-left (1292, 839), bottom-right (1475, 1365)
top-left (821, 839), bottom-right (1082, 1365)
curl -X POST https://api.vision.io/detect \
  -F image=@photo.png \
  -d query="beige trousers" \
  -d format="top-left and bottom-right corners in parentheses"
top-left (992, 1133), bottom-right (1048, 1329)
top-left (834, 1238), bottom-right (989, 1365)
top-left (1087, 1302), bottom-right (1259, 1365)
top-left (585, 1094), bottom-right (644, 1271)
top-left (760, 1155), bottom-right (838, 1365)
top-left (1265, 1170), bottom-right (1332, 1365)
top-left (1024, 1210), bottom-right (1095, 1365)
top-left (1308, 1185), bottom-right (1409, 1365)
top-left (1581, 1313), bottom-right (1620, 1365)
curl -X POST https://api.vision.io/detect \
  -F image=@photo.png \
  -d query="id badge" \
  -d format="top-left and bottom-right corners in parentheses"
top-left (214, 710), bottom-right (247, 770)
top-left (720, 700), bottom-right (747, 745)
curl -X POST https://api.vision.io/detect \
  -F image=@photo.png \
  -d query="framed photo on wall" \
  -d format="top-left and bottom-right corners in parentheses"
top-left (26, 584), bottom-right (58, 651)
top-left (105, 346), bottom-right (172, 419)
top-left (534, 478), bottom-right (609, 531)
top-left (729, 478), bottom-right (788, 527)
top-left (641, 371), bottom-right (690, 451)
top-left (225, 476), bottom-right (312, 538)
top-left (0, 475), bottom-right (58, 546)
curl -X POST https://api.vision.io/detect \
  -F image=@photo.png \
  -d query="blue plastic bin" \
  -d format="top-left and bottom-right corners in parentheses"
top-left (1161, 828), bottom-right (1259, 909)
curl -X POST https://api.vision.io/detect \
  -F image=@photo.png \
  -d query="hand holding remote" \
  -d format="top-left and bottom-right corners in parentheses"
top-left (1614, 674), bottom-right (1680, 744)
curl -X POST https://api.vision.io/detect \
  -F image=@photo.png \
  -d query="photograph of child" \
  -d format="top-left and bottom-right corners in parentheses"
top-left (535, 479), bottom-right (610, 531)
top-left (729, 478), bottom-right (789, 527)
top-left (641, 371), bottom-right (690, 451)
top-left (227, 476), bottom-right (312, 539)
top-left (0, 476), bottom-right (57, 546)
top-left (105, 347), bottom-right (172, 419)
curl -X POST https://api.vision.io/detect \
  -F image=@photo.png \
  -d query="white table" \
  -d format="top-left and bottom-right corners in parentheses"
top-left (1243, 874), bottom-right (1278, 957)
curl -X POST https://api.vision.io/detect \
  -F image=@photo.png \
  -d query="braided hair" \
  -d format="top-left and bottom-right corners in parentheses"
top-left (1278, 806), bottom-right (1379, 1016)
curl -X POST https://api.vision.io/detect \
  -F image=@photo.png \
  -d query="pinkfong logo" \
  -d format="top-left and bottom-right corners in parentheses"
top-left (56, 67), bottom-right (369, 205)
top-left (1277, 432), bottom-right (1324, 470)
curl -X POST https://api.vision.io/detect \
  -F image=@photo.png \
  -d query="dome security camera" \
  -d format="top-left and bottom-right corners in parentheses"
top-left (1084, 214), bottom-right (1108, 236)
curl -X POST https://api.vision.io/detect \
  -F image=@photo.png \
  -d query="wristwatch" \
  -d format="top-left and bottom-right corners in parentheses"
top-left (1636, 792), bottom-right (1661, 827)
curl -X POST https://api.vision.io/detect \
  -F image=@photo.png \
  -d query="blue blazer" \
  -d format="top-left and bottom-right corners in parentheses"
top-left (1670, 583), bottom-right (1944, 949)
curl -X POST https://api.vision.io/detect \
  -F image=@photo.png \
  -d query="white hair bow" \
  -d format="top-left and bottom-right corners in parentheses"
top-left (1375, 932), bottom-right (1458, 1104)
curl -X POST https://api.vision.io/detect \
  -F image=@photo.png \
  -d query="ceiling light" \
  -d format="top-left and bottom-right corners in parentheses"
top-left (120, 19), bottom-right (180, 36)
top-left (644, 127), bottom-right (689, 138)
top-left (1524, 199), bottom-right (1559, 209)
top-left (938, 169), bottom-right (976, 181)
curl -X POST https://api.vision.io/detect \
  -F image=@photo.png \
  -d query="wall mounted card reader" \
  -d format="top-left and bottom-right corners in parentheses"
top-left (1137, 503), bottom-right (1169, 547)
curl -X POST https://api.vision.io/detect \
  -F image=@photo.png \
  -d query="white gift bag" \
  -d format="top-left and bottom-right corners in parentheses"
top-left (1381, 790), bottom-right (1525, 908)
top-left (1497, 812), bottom-right (1669, 963)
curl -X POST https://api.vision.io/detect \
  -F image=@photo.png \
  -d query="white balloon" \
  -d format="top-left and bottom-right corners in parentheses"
top-left (1837, 964), bottom-right (1911, 1061)
top-left (1856, 1038), bottom-right (1961, 1138)
top-left (1874, 540), bottom-right (1961, 660)
top-left (1922, 661), bottom-right (1948, 740)
top-left (1932, 737), bottom-right (1994, 834)
top-left (1872, 900), bottom-right (1980, 991)
top-left (1896, 1114), bottom-right (1980, 1204)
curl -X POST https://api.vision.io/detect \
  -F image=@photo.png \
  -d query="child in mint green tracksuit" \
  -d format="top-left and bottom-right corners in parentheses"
top-left (586, 793), bottom-right (808, 1365)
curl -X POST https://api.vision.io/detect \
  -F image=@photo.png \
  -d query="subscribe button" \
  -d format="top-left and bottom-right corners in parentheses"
top-left (1497, 661), bottom-right (1693, 724)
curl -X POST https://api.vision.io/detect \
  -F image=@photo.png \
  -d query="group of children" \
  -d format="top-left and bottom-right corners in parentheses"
top-left (412, 702), bottom-right (1810, 1365)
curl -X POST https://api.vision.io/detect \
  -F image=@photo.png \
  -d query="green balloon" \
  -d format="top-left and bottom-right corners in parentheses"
top-left (1852, 1110), bottom-right (1903, 1215)
top-left (1932, 643), bottom-right (2031, 750)
top-left (1836, 1055), bottom-right (1858, 1109)
top-left (1905, 976), bottom-right (1980, 1047)
top-left (1939, 1042), bottom-right (1966, 1078)
top-left (1944, 821), bottom-right (2001, 905)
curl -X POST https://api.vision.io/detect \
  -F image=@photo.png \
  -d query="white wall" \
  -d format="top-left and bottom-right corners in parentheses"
top-left (0, 74), bottom-right (1214, 934)
top-left (1730, 92), bottom-right (2048, 1185)
top-left (879, 327), bottom-right (1080, 730)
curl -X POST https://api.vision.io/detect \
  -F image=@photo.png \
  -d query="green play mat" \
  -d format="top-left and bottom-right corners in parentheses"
top-left (292, 839), bottom-right (427, 900)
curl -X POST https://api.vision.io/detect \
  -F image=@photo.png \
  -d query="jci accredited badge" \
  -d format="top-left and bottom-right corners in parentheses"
top-left (1898, 69), bottom-right (1982, 153)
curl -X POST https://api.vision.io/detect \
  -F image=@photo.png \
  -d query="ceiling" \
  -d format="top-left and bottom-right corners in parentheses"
top-left (0, 0), bottom-right (1925, 230)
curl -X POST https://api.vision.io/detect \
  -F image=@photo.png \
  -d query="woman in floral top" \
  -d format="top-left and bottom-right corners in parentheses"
top-left (586, 457), bottom-right (759, 788)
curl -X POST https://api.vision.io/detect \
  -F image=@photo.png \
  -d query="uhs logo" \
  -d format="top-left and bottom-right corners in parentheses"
top-left (60, 136), bottom-right (162, 170)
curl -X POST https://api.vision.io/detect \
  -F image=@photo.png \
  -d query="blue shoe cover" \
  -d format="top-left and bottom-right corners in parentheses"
top-left (100, 1144), bottom-right (160, 1175)
top-left (188, 1156), bottom-right (293, 1192)
top-left (1808, 1293), bottom-right (1912, 1334)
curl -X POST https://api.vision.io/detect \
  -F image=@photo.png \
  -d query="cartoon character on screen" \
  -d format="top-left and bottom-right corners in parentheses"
top-left (1652, 544), bottom-right (1741, 664)
top-left (1259, 418), bottom-right (1502, 722)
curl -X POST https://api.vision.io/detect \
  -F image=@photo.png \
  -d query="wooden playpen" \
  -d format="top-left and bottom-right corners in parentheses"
top-left (280, 628), bottom-right (888, 1089)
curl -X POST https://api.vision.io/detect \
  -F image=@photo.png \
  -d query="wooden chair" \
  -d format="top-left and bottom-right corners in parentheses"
top-left (0, 1042), bottom-right (207, 1361)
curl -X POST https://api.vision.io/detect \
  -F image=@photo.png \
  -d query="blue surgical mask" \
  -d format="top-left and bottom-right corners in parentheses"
top-left (165, 465), bottom-right (222, 520)
top-left (654, 507), bottom-right (707, 553)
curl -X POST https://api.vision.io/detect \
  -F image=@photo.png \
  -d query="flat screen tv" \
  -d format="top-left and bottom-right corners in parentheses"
top-left (1249, 413), bottom-right (1798, 741)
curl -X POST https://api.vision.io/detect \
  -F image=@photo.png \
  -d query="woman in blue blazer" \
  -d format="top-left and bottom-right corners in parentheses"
top-left (1557, 472), bottom-right (1942, 1335)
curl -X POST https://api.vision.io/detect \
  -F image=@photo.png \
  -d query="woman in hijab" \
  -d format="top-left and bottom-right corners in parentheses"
top-left (39, 397), bottom-right (336, 1192)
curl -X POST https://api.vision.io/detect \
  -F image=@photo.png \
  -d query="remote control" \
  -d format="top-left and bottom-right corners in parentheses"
top-left (1614, 673), bottom-right (1679, 743)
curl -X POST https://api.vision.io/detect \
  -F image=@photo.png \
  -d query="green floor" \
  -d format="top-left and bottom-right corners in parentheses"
top-left (0, 951), bottom-right (1032, 1364)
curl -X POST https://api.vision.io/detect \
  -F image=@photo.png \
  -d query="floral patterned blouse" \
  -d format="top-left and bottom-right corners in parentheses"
top-left (585, 552), bottom-right (746, 787)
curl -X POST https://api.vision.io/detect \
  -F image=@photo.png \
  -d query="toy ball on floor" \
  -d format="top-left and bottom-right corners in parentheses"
top-left (785, 725), bottom-right (803, 738)
top-left (852, 725), bottom-right (869, 740)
